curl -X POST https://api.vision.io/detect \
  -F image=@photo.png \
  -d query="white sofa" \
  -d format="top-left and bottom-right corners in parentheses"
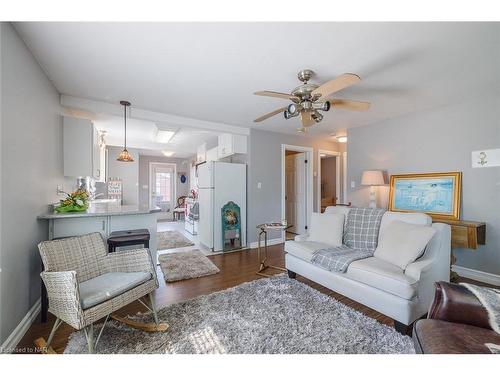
top-left (284, 206), bottom-right (451, 330)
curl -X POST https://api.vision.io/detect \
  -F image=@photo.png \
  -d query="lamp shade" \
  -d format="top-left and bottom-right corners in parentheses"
top-left (361, 170), bottom-right (384, 186)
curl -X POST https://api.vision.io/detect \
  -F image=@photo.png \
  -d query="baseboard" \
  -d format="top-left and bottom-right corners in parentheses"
top-left (249, 237), bottom-right (284, 249)
top-left (452, 265), bottom-right (500, 286)
top-left (1, 298), bottom-right (41, 353)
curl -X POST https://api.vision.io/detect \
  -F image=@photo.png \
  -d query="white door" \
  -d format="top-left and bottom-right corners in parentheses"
top-left (285, 153), bottom-right (307, 234)
top-left (150, 164), bottom-right (176, 220)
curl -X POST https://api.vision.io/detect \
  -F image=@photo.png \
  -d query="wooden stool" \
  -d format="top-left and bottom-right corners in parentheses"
top-left (107, 229), bottom-right (150, 253)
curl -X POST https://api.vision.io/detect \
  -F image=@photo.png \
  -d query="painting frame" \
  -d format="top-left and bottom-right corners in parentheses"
top-left (388, 172), bottom-right (462, 221)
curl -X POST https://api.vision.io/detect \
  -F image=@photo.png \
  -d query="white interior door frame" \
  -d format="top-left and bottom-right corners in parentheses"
top-left (149, 162), bottom-right (177, 218)
top-left (281, 144), bottom-right (314, 242)
top-left (317, 149), bottom-right (341, 210)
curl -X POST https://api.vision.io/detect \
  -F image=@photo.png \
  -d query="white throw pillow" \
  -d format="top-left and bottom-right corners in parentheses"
top-left (308, 212), bottom-right (344, 247)
top-left (374, 220), bottom-right (436, 269)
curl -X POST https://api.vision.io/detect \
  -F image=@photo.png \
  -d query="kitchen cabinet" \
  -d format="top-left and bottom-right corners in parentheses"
top-left (206, 147), bottom-right (219, 162)
top-left (217, 133), bottom-right (247, 159)
top-left (196, 143), bottom-right (207, 164)
top-left (63, 116), bottom-right (104, 180)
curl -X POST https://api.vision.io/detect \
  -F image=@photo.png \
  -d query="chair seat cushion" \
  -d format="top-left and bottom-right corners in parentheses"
top-left (345, 257), bottom-right (418, 300)
top-left (413, 319), bottom-right (500, 354)
top-left (285, 241), bottom-right (329, 262)
top-left (79, 272), bottom-right (152, 309)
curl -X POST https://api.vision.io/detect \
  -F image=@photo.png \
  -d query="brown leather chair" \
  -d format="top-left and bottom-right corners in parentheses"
top-left (413, 281), bottom-right (500, 354)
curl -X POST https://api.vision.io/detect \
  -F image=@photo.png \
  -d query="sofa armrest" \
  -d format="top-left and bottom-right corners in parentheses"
top-left (41, 271), bottom-right (86, 329)
top-left (294, 234), bottom-right (309, 242)
top-left (428, 281), bottom-right (492, 330)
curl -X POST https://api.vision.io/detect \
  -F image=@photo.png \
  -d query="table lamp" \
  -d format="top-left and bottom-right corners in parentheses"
top-left (361, 170), bottom-right (385, 208)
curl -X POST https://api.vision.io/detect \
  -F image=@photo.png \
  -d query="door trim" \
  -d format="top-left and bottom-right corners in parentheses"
top-left (281, 144), bottom-right (314, 242)
top-left (317, 149), bottom-right (341, 210)
top-left (149, 162), bottom-right (177, 219)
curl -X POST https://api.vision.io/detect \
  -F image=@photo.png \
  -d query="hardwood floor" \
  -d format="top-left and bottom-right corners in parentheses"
top-left (16, 244), bottom-right (483, 354)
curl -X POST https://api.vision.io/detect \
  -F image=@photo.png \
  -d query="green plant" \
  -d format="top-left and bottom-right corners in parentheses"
top-left (55, 189), bottom-right (89, 213)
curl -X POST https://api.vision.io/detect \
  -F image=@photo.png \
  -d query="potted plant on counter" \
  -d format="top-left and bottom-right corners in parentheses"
top-left (55, 189), bottom-right (89, 213)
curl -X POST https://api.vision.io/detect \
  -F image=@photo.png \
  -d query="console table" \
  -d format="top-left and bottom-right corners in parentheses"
top-left (432, 219), bottom-right (486, 281)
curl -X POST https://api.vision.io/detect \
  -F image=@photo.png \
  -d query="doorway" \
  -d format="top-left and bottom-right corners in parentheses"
top-left (317, 150), bottom-right (341, 212)
top-left (149, 162), bottom-right (177, 220)
top-left (281, 144), bottom-right (313, 242)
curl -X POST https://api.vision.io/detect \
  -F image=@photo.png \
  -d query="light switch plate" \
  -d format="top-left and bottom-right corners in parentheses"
top-left (257, 182), bottom-right (262, 189)
top-left (351, 181), bottom-right (355, 188)
top-left (471, 148), bottom-right (500, 168)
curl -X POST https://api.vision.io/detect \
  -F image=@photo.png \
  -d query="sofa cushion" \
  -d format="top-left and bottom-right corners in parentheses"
top-left (308, 212), bottom-right (344, 247)
top-left (79, 271), bottom-right (152, 309)
top-left (346, 257), bottom-right (418, 300)
top-left (285, 241), bottom-right (329, 262)
top-left (374, 220), bottom-right (436, 269)
top-left (324, 205), bottom-right (351, 217)
top-left (378, 211), bottom-right (431, 242)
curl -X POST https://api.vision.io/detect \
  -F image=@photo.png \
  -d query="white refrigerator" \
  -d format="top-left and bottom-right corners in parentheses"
top-left (197, 161), bottom-right (247, 251)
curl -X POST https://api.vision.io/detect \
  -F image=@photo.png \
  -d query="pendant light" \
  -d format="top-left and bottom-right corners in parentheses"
top-left (117, 100), bottom-right (134, 162)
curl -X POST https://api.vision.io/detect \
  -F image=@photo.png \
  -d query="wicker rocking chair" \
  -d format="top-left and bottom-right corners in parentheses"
top-left (36, 232), bottom-right (167, 353)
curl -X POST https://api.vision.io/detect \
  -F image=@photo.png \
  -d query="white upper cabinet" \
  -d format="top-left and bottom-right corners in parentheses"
top-left (63, 116), bottom-right (104, 180)
top-left (196, 143), bottom-right (207, 164)
top-left (217, 134), bottom-right (247, 159)
top-left (206, 147), bottom-right (219, 162)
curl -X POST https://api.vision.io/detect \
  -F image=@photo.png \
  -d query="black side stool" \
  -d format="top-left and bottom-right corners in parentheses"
top-left (107, 229), bottom-right (150, 253)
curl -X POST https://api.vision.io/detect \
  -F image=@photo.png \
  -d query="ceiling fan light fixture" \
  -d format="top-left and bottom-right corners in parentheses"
top-left (311, 111), bottom-right (323, 123)
top-left (287, 103), bottom-right (298, 115)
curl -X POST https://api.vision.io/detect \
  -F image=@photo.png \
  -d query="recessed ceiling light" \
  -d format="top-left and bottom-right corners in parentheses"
top-left (336, 136), bottom-right (347, 143)
top-left (156, 130), bottom-right (175, 144)
top-left (162, 151), bottom-right (174, 157)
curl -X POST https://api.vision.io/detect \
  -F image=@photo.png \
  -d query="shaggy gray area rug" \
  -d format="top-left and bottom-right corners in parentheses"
top-left (157, 230), bottom-right (194, 250)
top-left (159, 250), bottom-right (220, 282)
top-left (64, 276), bottom-right (414, 354)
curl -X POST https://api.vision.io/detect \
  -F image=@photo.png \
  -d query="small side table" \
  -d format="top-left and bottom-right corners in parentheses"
top-left (107, 229), bottom-right (150, 253)
top-left (256, 223), bottom-right (290, 277)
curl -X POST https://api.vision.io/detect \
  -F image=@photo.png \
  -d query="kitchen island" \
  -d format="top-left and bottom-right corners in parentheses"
top-left (38, 204), bottom-right (161, 261)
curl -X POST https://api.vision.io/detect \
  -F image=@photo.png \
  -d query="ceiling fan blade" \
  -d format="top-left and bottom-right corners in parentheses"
top-left (300, 112), bottom-right (315, 127)
top-left (312, 73), bottom-right (361, 99)
top-left (254, 107), bottom-right (286, 122)
top-left (254, 91), bottom-right (295, 100)
top-left (329, 99), bottom-right (371, 111)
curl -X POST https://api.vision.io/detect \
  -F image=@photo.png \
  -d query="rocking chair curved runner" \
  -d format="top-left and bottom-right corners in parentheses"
top-left (36, 232), bottom-right (167, 353)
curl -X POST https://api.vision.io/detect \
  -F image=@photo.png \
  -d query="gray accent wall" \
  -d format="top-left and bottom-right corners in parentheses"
top-left (347, 95), bottom-right (500, 275)
top-left (248, 128), bottom-right (344, 243)
top-left (0, 23), bottom-right (68, 344)
top-left (138, 155), bottom-right (190, 210)
top-left (107, 146), bottom-right (139, 205)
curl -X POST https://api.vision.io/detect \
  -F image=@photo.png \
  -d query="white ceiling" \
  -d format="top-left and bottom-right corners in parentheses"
top-left (14, 22), bottom-right (500, 138)
top-left (91, 114), bottom-right (219, 158)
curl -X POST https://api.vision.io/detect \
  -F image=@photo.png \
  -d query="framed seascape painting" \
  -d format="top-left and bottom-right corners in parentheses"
top-left (388, 172), bottom-right (462, 220)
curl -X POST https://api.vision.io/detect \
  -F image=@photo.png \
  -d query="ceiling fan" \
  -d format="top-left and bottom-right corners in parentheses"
top-left (254, 69), bottom-right (370, 132)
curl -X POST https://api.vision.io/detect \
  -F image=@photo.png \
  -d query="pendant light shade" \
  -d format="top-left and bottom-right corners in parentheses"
top-left (117, 100), bottom-right (134, 162)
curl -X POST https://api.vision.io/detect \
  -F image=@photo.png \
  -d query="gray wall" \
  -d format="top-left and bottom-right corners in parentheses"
top-left (0, 23), bottom-right (68, 344)
top-left (138, 155), bottom-right (190, 210)
top-left (347, 95), bottom-right (500, 275)
top-left (248, 128), bottom-right (343, 243)
top-left (107, 146), bottom-right (139, 205)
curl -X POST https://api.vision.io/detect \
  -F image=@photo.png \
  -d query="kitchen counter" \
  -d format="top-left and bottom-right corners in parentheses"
top-left (38, 204), bottom-right (161, 219)
top-left (37, 203), bottom-right (161, 263)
